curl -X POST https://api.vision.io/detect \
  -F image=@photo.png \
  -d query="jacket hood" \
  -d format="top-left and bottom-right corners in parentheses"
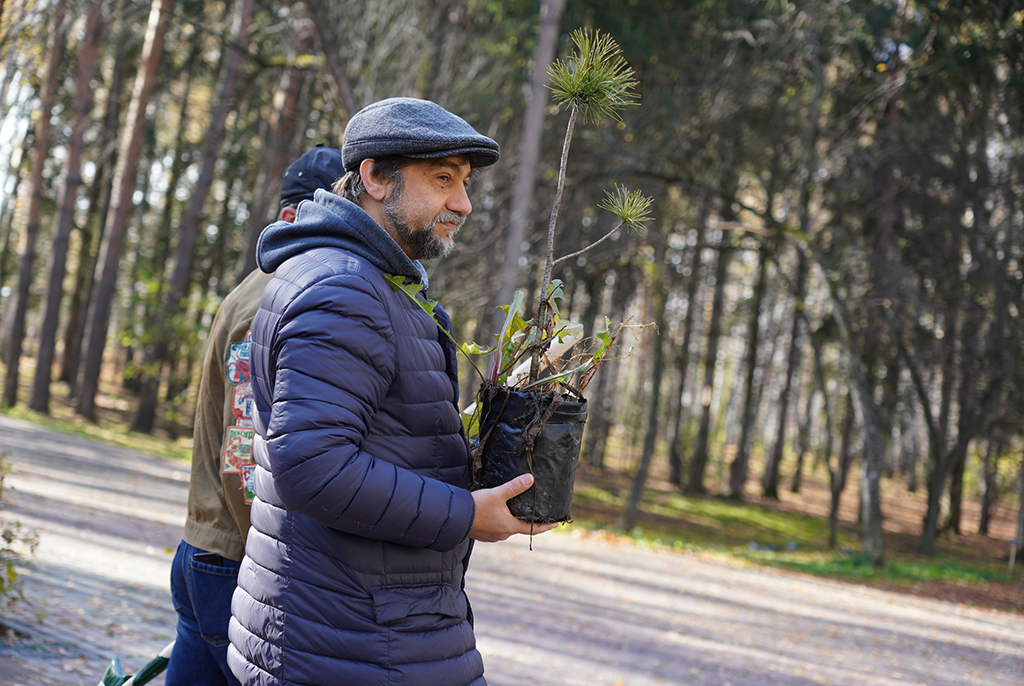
top-left (256, 189), bottom-right (426, 283)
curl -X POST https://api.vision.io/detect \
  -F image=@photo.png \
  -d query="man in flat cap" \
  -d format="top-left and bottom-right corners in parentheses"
top-left (227, 98), bottom-right (553, 686)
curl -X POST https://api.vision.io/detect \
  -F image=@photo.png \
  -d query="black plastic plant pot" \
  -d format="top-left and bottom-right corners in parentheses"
top-left (475, 386), bottom-right (588, 524)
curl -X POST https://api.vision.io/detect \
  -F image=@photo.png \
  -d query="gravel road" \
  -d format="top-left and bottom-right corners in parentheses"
top-left (0, 414), bottom-right (1021, 686)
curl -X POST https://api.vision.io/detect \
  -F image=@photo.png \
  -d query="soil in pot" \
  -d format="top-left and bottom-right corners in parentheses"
top-left (474, 386), bottom-right (588, 523)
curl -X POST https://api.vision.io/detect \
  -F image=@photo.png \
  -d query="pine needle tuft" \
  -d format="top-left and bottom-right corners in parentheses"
top-left (548, 29), bottom-right (640, 125)
top-left (599, 185), bottom-right (654, 231)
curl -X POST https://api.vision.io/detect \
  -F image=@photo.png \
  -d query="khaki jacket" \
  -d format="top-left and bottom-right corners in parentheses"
top-left (182, 269), bottom-right (272, 561)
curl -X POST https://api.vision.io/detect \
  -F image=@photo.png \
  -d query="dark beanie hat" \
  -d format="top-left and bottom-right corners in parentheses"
top-left (279, 144), bottom-right (346, 208)
top-left (341, 97), bottom-right (500, 172)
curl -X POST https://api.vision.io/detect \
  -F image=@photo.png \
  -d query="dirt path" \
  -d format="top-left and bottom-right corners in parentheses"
top-left (1, 414), bottom-right (1022, 686)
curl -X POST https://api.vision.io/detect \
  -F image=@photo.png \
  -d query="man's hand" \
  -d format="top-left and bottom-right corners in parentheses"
top-left (469, 474), bottom-right (558, 542)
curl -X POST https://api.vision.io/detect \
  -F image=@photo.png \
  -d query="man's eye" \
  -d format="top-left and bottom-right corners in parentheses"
top-left (439, 175), bottom-right (451, 183)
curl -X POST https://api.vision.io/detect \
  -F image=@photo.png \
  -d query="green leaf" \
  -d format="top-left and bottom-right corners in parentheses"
top-left (547, 279), bottom-right (565, 302)
top-left (593, 318), bottom-right (615, 358)
top-left (554, 320), bottom-right (584, 343)
top-left (383, 273), bottom-right (486, 383)
top-left (383, 272), bottom-right (443, 321)
top-left (491, 291), bottom-right (529, 383)
top-left (460, 341), bottom-right (494, 356)
top-left (461, 405), bottom-right (481, 440)
top-left (520, 360), bottom-right (591, 391)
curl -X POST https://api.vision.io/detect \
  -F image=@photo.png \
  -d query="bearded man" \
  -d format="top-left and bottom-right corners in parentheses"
top-left (227, 98), bottom-right (554, 686)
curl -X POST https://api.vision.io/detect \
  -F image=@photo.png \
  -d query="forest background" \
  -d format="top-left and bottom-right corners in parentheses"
top-left (0, 0), bottom-right (1022, 609)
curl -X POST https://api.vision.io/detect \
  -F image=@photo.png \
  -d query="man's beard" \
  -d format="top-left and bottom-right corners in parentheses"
top-left (382, 176), bottom-right (465, 261)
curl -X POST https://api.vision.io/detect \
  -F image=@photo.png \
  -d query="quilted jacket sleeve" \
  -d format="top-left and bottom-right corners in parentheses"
top-left (263, 272), bottom-right (475, 553)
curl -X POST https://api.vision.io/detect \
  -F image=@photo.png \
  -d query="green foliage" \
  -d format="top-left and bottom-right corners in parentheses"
top-left (599, 185), bottom-right (655, 232)
top-left (491, 290), bottom-right (531, 385)
top-left (0, 452), bottom-right (38, 608)
top-left (382, 273), bottom-right (437, 319)
top-left (548, 28), bottom-right (640, 124)
top-left (572, 481), bottom-right (1014, 587)
top-left (754, 553), bottom-right (1011, 586)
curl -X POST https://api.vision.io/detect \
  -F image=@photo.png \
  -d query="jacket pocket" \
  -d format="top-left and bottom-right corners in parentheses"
top-left (369, 584), bottom-right (466, 632)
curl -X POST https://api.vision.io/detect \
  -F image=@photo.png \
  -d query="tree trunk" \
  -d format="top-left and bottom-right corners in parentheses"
top-left (664, 198), bottom-right (713, 485)
top-left (810, 326), bottom-right (835, 490)
top-left (581, 265), bottom-right (633, 468)
top-left (947, 446), bottom-right (967, 535)
top-left (829, 394), bottom-right (855, 549)
top-left (59, 8), bottom-right (130, 388)
top-left (919, 300), bottom-right (999, 553)
top-left (3, 0), bottom-right (68, 407)
top-left (489, 0), bottom-right (565, 338)
top-left (129, 38), bottom-right (200, 431)
top-left (237, 29), bottom-right (310, 281)
top-left (132, 0), bottom-right (254, 433)
top-left (1011, 449), bottom-right (1024, 575)
top-left (76, 0), bottom-right (173, 420)
top-left (666, 221), bottom-right (707, 486)
top-left (727, 239), bottom-right (769, 498)
top-left (791, 366), bottom-right (815, 494)
top-left (29, 1), bottom-right (104, 413)
top-left (208, 160), bottom-right (243, 298)
top-left (761, 53), bottom-right (821, 499)
top-left (686, 237), bottom-right (732, 494)
top-left (0, 138), bottom-right (30, 297)
top-left (304, 0), bottom-right (358, 121)
top-left (822, 270), bottom-right (886, 566)
top-left (762, 251), bottom-right (807, 499)
top-left (621, 232), bottom-right (669, 531)
top-left (978, 439), bottom-right (999, 536)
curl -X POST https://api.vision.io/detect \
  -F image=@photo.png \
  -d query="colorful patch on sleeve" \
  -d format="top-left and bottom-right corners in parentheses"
top-left (241, 464), bottom-right (256, 505)
top-left (226, 341), bottom-right (251, 385)
top-left (232, 380), bottom-right (254, 421)
top-left (222, 426), bottom-right (255, 474)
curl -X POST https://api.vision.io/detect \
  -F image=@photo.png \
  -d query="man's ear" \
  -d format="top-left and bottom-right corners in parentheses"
top-left (279, 205), bottom-right (297, 223)
top-left (359, 158), bottom-right (388, 202)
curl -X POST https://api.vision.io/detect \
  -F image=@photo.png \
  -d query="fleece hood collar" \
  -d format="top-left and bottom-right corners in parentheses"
top-left (256, 189), bottom-right (426, 284)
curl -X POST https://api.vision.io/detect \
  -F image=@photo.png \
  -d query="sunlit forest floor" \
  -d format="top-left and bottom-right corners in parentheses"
top-left (571, 431), bottom-right (1023, 616)
top-left (3, 359), bottom-right (1021, 618)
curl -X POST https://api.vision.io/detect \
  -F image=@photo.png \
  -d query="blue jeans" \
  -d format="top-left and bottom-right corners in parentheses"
top-left (165, 541), bottom-right (242, 686)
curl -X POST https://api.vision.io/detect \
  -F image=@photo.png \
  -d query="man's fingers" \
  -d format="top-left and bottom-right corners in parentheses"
top-left (501, 473), bottom-right (534, 500)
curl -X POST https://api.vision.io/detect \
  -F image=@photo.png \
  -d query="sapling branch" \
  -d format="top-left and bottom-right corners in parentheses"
top-left (530, 103), bottom-right (579, 384)
top-left (552, 220), bottom-right (627, 267)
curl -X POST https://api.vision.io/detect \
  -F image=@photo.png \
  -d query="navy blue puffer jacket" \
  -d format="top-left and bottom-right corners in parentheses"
top-left (227, 190), bottom-right (483, 686)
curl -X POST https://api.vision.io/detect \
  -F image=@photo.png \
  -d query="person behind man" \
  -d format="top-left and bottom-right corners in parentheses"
top-left (227, 98), bottom-right (555, 686)
top-left (164, 145), bottom-right (347, 686)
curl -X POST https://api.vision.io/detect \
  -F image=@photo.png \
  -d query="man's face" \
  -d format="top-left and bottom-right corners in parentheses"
top-left (381, 156), bottom-right (474, 261)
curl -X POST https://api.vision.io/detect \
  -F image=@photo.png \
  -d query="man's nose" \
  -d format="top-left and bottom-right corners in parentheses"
top-left (448, 184), bottom-right (473, 216)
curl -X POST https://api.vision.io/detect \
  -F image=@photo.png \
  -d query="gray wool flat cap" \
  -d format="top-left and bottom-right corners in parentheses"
top-left (342, 97), bottom-right (500, 172)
